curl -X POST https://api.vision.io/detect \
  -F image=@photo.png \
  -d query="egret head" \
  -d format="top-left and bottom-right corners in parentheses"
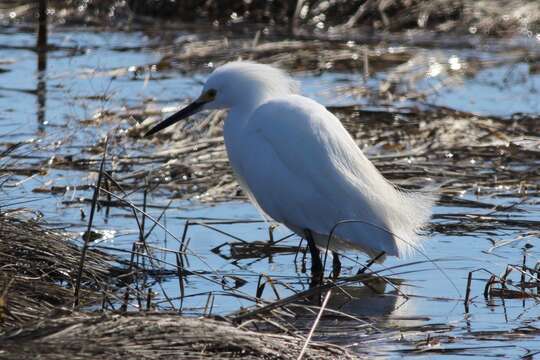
top-left (145, 61), bottom-right (297, 136)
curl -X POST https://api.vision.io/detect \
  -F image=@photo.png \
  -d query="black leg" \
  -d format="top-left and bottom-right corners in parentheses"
top-left (304, 229), bottom-right (323, 287)
top-left (331, 251), bottom-right (341, 280)
top-left (304, 229), bottom-right (323, 274)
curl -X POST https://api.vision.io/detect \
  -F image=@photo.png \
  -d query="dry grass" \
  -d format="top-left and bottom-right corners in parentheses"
top-left (0, 211), bottom-right (116, 328)
top-left (0, 313), bottom-right (355, 359)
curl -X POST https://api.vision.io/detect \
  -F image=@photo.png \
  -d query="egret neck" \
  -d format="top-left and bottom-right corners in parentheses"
top-left (222, 91), bottom-right (270, 188)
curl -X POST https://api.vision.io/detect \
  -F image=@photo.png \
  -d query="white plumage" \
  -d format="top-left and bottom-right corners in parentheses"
top-left (147, 61), bottom-right (434, 264)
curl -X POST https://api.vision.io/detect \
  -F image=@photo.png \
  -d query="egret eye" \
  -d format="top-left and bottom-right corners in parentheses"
top-left (206, 89), bottom-right (217, 99)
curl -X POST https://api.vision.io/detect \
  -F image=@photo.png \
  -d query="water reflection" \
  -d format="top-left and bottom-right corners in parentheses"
top-left (327, 280), bottom-right (399, 317)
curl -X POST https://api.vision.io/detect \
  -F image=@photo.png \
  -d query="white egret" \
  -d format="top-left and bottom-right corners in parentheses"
top-left (146, 61), bottom-right (434, 280)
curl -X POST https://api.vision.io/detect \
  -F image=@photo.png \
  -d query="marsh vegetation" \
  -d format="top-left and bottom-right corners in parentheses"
top-left (0, 1), bottom-right (539, 358)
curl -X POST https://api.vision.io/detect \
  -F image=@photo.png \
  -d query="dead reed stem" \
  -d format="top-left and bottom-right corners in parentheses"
top-left (73, 136), bottom-right (109, 308)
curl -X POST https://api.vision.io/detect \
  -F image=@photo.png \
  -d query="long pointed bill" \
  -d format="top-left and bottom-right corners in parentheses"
top-left (145, 100), bottom-right (205, 137)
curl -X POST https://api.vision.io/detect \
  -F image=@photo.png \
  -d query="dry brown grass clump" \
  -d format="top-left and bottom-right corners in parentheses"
top-left (0, 211), bottom-right (116, 328)
top-left (0, 312), bottom-right (356, 360)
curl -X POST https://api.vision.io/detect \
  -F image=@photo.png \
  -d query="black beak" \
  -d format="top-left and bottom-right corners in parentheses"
top-left (144, 100), bottom-right (205, 137)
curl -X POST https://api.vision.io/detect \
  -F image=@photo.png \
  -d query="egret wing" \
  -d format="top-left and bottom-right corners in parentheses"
top-left (238, 95), bottom-right (425, 257)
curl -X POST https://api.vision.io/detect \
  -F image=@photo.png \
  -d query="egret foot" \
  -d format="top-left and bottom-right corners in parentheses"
top-left (304, 229), bottom-right (323, 287)
top-left (331, 251), bottom-right (341, 280)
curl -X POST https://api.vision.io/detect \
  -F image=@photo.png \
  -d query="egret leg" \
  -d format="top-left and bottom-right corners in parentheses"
top-left (331, 252), bottom-right (341, 280)
top-left (304, 229), bottom-right (323, 284)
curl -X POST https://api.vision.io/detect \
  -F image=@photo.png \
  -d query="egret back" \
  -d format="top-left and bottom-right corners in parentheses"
top-left (235, 95), bottom-right (434, 259)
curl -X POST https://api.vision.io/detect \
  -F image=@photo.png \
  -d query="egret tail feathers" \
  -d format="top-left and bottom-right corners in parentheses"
top-left (387, 188), bottom-right (437, 258)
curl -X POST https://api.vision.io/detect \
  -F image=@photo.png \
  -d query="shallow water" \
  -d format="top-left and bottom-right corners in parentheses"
top-left (1, 25), bottom-right (539, 358)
